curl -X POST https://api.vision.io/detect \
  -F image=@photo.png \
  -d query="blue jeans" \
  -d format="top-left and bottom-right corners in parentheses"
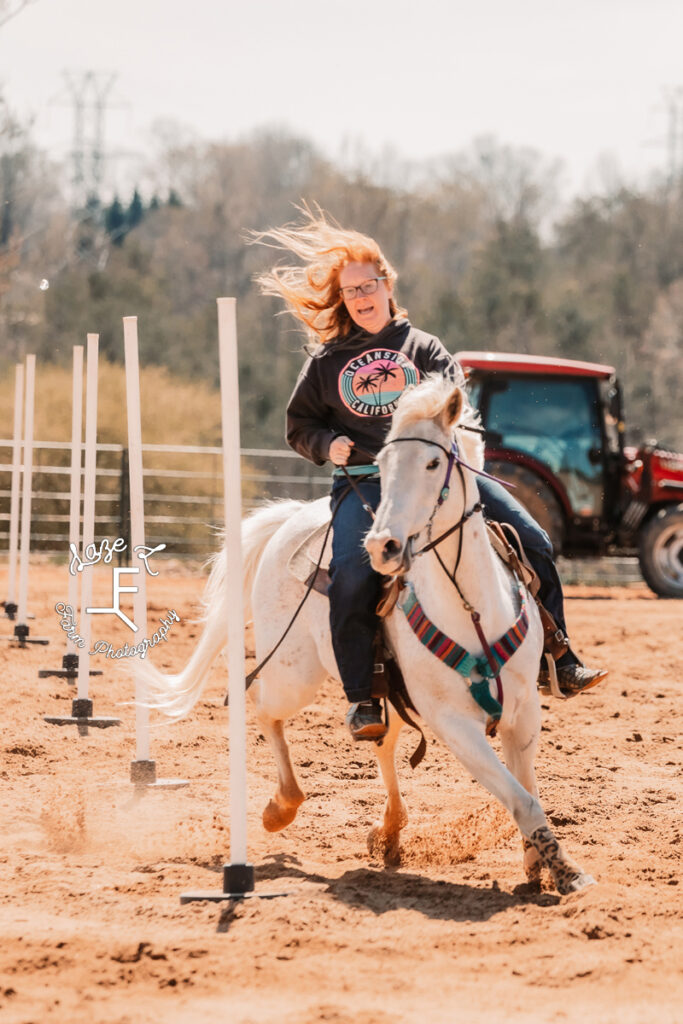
top-left (328, 477), bottom-right (383, 703)
top-left (328, 475), bottom-right (574, 704)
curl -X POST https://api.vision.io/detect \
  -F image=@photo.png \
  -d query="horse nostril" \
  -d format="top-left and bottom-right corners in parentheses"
top-left (383, 538), bottom-right (402, 561)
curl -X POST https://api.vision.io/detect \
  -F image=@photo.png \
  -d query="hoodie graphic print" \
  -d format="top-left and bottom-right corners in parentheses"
top-left (285, 319), bottom-right (461, 467)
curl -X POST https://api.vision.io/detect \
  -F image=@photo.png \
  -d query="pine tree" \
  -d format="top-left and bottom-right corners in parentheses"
top-left (127, 188), bottom-right (144, 230)
top-left (104, 196), bottom-right (126, 245)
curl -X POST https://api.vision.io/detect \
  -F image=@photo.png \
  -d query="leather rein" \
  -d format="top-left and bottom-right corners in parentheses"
top-left (340, 429), bottom-right (509, 557)
top-left (237, 430), bottom-right (516, 723)
top-left (380, 432), bottom-right (521, 728)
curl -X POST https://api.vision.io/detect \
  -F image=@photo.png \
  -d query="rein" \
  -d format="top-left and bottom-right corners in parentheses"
top-left (337, 430), bottom-right (511, 535)
top-left (384, 433), bottom-right (523, 733)
top-left (238, 429), bottom-right (518, 725)
top-left (238, 479), bottom-right (361, 699)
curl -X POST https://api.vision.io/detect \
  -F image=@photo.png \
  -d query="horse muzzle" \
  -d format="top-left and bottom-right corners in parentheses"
top-left (365, 528), bottom-right (411, 575)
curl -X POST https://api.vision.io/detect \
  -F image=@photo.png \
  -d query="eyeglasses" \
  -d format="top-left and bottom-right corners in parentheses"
top-left (339, 277), bottom-right (387, 301)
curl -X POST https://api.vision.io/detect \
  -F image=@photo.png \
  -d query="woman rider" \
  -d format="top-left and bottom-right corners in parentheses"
top-left (256, 211), bottom-right (608, 741)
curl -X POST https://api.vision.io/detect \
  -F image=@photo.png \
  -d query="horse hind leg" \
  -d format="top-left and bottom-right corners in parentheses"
top-left (257, 713), bottom-right (305, 832)
top-left (367, 710), bottom-right (407, 865)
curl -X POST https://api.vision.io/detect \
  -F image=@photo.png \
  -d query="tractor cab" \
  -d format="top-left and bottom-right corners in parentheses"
top-left (457, 352), bottom-right (622, 554)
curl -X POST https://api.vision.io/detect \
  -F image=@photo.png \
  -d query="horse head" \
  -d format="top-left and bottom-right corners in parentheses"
top-left (364, 376), bottom-right (484, 575)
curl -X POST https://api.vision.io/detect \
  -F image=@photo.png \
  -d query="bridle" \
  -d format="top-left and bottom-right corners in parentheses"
top-left (382, 435), bottom-right (485, 566)
top-left (342, 429), bottom-right (513, 593)
top-left (240, 427), bottom-right (516, 717)
top-left (379, 431), bottom-right (519, 729)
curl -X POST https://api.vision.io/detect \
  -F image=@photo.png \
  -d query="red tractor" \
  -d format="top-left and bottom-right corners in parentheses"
top-left (456, 351), bottom-right (683, 598)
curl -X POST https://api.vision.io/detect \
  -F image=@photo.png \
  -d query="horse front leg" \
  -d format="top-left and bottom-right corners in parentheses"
top-left (431, 711), bottom-right (595, 895)
top-left (499, 701), bottom-right (544, 886)
top-left (255, 712), bottom-right (306, 832)
top-left (367, 709), bottom-right (407, 865)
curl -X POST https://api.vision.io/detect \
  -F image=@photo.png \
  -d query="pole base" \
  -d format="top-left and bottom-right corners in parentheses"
top-left (129, 759), bottom-right (189, 792)
top-left (131, 759), bottom-right (157, 785)
top-left (3, 602), bottom-right (17, 621)
top-left (179, 890), bottom-right (289, 904)
top-left (178, 863), bottom-right (289, 904)
top-left (44, 698), bottom-right (121, 731)
top-left (39, 653), bottom-right (103, 681)
top-left (8, 623), bottom-right (49, 646)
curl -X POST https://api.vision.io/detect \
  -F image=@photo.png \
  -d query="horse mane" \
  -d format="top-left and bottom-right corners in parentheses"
top-left (388, 374), bottom-right (485, 470)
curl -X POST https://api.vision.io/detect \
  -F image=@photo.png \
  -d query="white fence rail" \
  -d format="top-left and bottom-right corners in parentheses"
top-left (0, 439), bottom-right (332, 556)
top-left (0, 439), bottom-right (646, 583)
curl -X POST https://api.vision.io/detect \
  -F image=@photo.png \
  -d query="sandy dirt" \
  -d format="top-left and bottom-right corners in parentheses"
top-left (0, 563), bottom-right (681, 1024)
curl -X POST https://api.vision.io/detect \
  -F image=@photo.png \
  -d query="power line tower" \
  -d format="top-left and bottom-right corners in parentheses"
top-left (663, 87), bottom-right (683, 188)
top-left (57, 71), bottom-right (118, 208)
top-left (647, 87), bottom-right (683, 192)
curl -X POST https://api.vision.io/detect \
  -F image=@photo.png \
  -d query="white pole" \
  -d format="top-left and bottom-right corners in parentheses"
top-left (123, 316), bottom-right (151, 762)
top-left (16, 356), bottom-right (35, 626)
top-left (67, 346), bottom-right (84, 655)
top-left (77, 336), bottom-right (98, 701)
top-left (217, 297), bottom-right (248, 867)
top-left (6, 363), bottom-right (24, 607)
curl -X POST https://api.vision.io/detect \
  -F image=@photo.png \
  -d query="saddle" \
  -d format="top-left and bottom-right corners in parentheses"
top-left (286, 516), bottom-right (571, 764)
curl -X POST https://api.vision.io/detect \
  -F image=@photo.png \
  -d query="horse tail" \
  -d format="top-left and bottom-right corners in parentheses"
top-left (135, 499), bottom-right (304, 721)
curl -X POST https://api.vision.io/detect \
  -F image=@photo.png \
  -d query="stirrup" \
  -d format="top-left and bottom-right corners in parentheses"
top-left (539, 655), bottom-right (568, 700)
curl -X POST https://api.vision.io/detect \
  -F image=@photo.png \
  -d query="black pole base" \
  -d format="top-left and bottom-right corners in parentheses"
top-left (44, 697), bottom-right (121, 733)
top-left (3, 602), bottom-right (17, 621)
top-left (224, 862), bottom-right (255, 894)
top-left (39, 652), bottom-right (102, 682)
top-left (130, 759), bottom-right (189, 792)
top-left (131, 758), bottom-right (157, 785)
top-left (180, 863), bottom-right (290, 904)
top-left (8, 623), bottom-right (49, 646)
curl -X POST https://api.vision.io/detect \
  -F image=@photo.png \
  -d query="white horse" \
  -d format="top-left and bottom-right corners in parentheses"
top-left (138, 377), bottom-right (595, 895)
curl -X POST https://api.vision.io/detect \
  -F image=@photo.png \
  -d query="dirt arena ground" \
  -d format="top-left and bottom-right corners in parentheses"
top-left (1, 563), bottom-right (681, 1024)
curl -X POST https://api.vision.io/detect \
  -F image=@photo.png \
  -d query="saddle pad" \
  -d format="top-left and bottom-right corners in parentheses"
top-left (287, 519), bottom-right (333, 584)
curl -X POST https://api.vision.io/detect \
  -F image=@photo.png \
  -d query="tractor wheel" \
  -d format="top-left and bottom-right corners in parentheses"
top-left (638, 504), bottom-right (683, 598)
top-left (485, 461), bottom-right (565, 555)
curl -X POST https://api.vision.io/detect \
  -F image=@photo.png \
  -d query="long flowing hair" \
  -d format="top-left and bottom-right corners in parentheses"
top-left (252, 206), bottom-right (407, 345)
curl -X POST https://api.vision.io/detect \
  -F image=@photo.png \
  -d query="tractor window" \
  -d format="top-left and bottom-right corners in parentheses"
top-left (484, 376), bottom-right (604, 517)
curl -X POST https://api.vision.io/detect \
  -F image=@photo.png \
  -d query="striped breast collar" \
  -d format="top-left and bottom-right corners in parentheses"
top-left (399, 582), bottom-right (530, 722)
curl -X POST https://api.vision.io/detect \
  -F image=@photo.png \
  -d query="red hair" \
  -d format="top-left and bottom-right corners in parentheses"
top-left (254, 206), bottom-right (406, 345)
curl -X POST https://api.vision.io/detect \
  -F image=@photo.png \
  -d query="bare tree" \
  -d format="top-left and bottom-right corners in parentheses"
top-left (0, 0), bottom-right (38, 28)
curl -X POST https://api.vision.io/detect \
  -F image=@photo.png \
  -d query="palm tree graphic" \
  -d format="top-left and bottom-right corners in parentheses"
top-left (356, 372), bottom-right (380, 403)
top-left (373, 362), bottom-right (398, 404)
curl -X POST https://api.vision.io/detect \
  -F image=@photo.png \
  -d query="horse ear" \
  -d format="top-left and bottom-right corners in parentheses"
top-left (441, 387), bottom-right (463, 428)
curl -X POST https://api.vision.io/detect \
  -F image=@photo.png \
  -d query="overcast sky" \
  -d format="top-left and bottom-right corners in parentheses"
top-left (2, 0), bottom-right (682, 203)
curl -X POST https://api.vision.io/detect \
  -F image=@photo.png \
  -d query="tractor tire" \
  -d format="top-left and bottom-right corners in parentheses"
top-left (638, 504), bottom-right (683, 598)
top-left (485, 461), bottom-right (565, 555)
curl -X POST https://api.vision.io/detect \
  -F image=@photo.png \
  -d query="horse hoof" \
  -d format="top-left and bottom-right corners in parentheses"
top-left (262, 798), bottom-right (301, 833)
top-left (557, 871), bottom-right (597, 895)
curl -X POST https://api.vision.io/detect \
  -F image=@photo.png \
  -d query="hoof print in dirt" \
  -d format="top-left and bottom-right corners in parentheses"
top-left (367, 826), bottom-right (402, 866)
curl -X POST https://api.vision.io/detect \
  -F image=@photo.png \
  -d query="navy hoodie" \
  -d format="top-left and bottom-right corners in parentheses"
top-left (286, 318), bottom-right (462, 467)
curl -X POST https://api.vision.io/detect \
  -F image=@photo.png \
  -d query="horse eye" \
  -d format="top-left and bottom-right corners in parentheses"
top-left (426, 458), bottom-right (440, 471)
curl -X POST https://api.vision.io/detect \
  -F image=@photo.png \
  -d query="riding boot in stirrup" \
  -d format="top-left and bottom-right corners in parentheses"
top-left (538, 662), bottom-right (609, 698)
top-left (346, 699), bottom-right (388, 742)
